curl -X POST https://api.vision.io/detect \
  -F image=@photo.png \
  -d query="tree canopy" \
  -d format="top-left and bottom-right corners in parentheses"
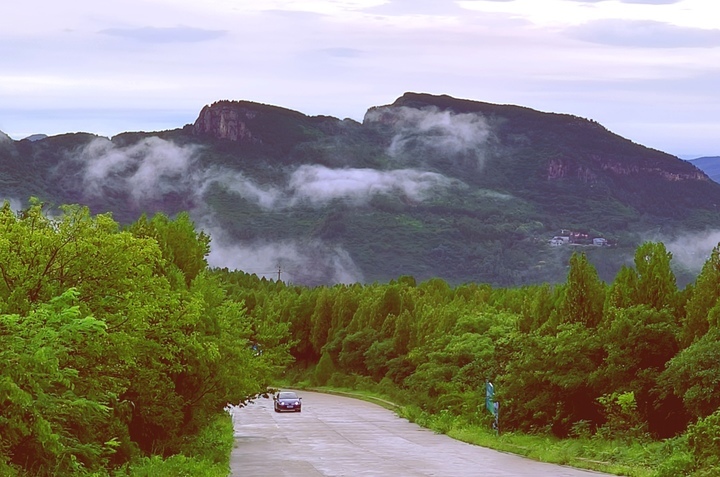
top-left (0, 200), bottom-right (291, 476)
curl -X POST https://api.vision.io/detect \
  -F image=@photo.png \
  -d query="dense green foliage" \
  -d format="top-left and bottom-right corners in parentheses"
top-left (0, 200), bottom-right (291, 476)
top-left (3, 193), bottom-right (720, 475)
top-left (221, 240), bottom-right (720, 475)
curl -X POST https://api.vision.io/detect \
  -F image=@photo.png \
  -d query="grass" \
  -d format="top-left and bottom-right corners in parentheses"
top-left (447, 426), bottom-right (657, 477)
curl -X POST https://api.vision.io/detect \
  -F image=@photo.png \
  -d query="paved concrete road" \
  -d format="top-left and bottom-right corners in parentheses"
top-left (229, 390), bottom-right (612, 477)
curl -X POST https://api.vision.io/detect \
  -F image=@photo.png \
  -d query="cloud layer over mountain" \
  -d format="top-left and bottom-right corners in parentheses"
top-left (68, 135), bottom-right (457, 282)
top-left (366, 105), bottom-right (493, 170)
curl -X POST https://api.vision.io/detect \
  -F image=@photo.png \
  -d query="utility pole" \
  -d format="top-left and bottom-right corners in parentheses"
top-left (277, 264), bottom-right (282, 282)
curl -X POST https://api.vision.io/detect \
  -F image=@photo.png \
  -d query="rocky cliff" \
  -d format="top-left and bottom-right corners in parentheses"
top-left (193, 101), bottom-right (261, 143)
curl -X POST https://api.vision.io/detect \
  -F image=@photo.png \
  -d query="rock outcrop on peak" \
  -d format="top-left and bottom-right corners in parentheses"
top-left (192, 100), bottom-right (327, 146)
top-left (193, 101), bottom-right (264, 143)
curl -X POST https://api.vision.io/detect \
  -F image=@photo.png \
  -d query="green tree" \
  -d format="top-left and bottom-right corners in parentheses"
top-left (0, 290), bottom-right (114, 476)
top-left (599, 305), bottom-right (682, 436)
top-left (518, 283), bottom-right (558, 333)
top-left (501, 255), bottom-right (605, 435)
top-left (605, 265), bottom-right (639, 310)
top-left (392, 309), bottom-right (413, 355)
top-left (338, 328), bottom-right (378, 375)
top-left (0, 201), bottom-right (288, 473)
top-left (310, 288), bottom-right (334, 355)
top-left (363, 339), bottom-right (399, 381)
top-left (632, 242), bottom-right (677, 311)
top-left (129, 212), bottom-right (210, 287)
top-left (682, 245), bottom-right (720, 346)
top-left (661, 328), bottom-right (720, 420)
top-left (287, 290), bottom-right (318, 363)
top-left (556, 253), bottom-right (605, 329)
top-left (313, 351), bottom-right (337, 386)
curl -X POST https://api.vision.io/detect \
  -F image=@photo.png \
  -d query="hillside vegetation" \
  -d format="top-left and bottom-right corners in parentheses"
top-left (1, 93), bottom-right (719, 287)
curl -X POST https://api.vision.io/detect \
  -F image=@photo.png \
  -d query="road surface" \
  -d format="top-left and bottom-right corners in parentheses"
top-left (229, 390), bottom-right (613, 477)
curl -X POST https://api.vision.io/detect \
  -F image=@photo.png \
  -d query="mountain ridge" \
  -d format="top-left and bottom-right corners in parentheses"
top-left (1, 93), bottom-right (719, 286)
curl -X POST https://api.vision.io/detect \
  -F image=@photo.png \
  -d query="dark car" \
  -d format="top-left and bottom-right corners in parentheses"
top-left (274, 391), bottom-right (302, 413)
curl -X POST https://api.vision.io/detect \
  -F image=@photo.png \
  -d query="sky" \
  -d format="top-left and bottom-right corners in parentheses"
top-left (1, 0), bottom-right (719, 158)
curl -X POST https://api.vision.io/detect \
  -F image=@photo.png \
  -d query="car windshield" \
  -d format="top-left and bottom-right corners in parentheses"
top-left (278, 392), bottom-right (298, 399)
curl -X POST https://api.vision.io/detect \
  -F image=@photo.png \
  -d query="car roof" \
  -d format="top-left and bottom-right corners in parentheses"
top-left (278, 391), bottom-right (298, 398)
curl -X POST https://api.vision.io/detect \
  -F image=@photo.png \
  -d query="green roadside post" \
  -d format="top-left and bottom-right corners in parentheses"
top-left (485, 381), bottom-right (499, 435)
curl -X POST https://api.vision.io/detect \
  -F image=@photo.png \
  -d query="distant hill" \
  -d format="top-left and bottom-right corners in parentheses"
top-left (688, 156), bottom-right (720, 184)
top-left (1, 92), bottom-right (719, 287)
top-left (23, 134), bottom-right (49, 142)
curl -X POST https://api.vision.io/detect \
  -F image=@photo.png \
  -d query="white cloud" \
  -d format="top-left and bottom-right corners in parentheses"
top-left (210, 164), bottom-right (456, 210)
top-left (567, 19), bottom-right (720, 48)
top-left (366, 105), bottom-right (493, 169)
top-left (99, 26), bottom-right (227, 43)
top-left (287, 165), bottom-right (455, 206)
top-left (0, 197), bottom-right (25, 212)
top-left (70, 137), bottom-right (456, 210)
top-left (664, 230), bottom-right (720, 272)
top-left (72, 137), bottom-right (202, 205)
top-left (458, 0), bottom-right (720, 29)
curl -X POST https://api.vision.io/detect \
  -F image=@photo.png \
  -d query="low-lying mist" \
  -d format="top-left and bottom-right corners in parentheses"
top-left (67, 135), bottom-right (460, 284)
top-left (663, 230), bottom-right (720, 273)
top-left (205, 226), bottom-right (364, 285)
top-left (365, 105), bottom-right (494, 170)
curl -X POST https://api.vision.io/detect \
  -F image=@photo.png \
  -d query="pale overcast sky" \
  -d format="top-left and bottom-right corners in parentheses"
top-left (1, 0), bottom-right (719, 157)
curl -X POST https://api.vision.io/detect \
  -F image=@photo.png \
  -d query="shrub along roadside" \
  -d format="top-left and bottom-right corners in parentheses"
top-left (0, 411), bottom-right (237, 477)
top-left (114, 412), bottom-right (234, 477)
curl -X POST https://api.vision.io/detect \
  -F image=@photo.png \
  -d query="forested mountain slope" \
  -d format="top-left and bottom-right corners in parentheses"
top-left (1, 93), bottom-right (718, 286)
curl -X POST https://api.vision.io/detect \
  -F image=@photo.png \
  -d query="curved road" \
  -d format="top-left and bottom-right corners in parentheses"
top-left (229, 390), bottom-right (612, 477)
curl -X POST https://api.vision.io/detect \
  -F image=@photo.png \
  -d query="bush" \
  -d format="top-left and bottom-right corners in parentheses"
top-left (377, 377), bottom-right (405, 402)
top-left (569, 420), bottom-right (593, 439)
top-left (596, 392), bottom-right (648, 441)
top-left (397, 405), bottom-right (424, 424)
top-left (654, 452), bottom-right (695, 477)
top-left (117, 412), bottom-right (234, 477)
top-left (178, 413), bottom-right (234, 465)
top-left (686, 409), bottom-right (720, 469)
top-left (328, 372), bottom-right (355, 388)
